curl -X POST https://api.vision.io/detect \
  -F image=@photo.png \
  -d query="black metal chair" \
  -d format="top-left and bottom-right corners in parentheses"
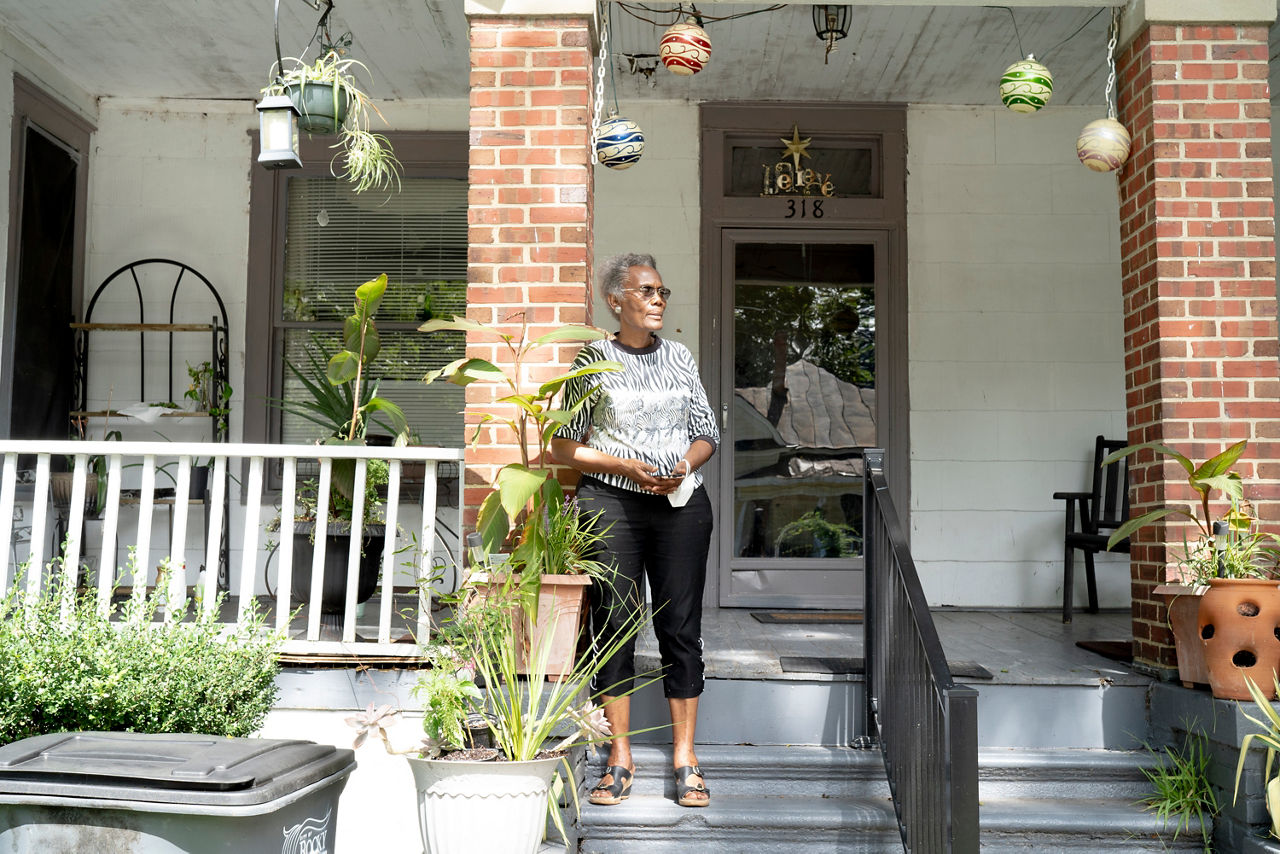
top-left (1054, 436), bottom-right (1130, 623)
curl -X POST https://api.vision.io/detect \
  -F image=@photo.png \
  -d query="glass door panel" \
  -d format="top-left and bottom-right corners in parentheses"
top-left (719, 232), bottom-right (886, 608)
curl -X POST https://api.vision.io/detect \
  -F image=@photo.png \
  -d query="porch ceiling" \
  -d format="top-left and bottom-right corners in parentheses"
top-left (0, 3), bottom-right (1273, 107)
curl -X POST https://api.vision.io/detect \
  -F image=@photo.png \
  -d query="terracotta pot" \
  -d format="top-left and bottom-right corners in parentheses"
top-left (1197, 577), bottom-right (1280, 700)
top-left (466, 572), bottom-right (592, 680)
top-left (1158, 585), bottom-right (1210, 687)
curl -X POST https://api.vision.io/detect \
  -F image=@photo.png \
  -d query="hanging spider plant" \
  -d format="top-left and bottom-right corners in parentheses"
top-left (263, 50), bottom-right (402, 194)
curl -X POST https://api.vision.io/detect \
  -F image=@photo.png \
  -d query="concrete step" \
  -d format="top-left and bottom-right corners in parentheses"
top-left (978, 747), bottom-right (1159, 800)
top-left (580, 744), bottom-right (1201, 853)
top-left (586, 744), bottom-right (889, 799)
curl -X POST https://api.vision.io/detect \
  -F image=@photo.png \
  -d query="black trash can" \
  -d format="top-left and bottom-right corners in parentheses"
top-left (0, 731), bottom-right (355, 853)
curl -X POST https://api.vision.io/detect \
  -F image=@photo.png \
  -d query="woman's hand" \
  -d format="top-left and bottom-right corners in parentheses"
top-left (619, 459), bottom-right (683, 495)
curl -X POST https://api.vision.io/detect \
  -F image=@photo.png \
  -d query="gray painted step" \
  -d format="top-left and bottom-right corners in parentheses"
top-left (582, 745), bottom-right (1202, 853)
top-left (587, 744), bottom-right (889, 799)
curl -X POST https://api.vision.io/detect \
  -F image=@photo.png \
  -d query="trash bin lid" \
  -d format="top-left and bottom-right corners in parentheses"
top-left (0, 732), bottom-right (356, 807)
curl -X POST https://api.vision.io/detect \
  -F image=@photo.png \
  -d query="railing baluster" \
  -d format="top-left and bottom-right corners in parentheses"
top-left (64, 454), bottom-right (89, 585)
top-left (98, 455), bottom-right (123, 614)
top-left (135, 456), bottom-right (156, 593)
top-left (417, 460), bottom-right (438, 647)
top-left (200, 455), bottom-right (226, 615)
top-left (239, 457), bottom-right (264, 615)
top-left (276, 457), bottom-right (297, 633)
top-left (379, 461), bottom-right (401, 645)
top-left (28, 455), bottom-right (50, 598)
top-left (342, 459), bottom-right (368, 644)
top-left (307, 459), bottom-right (333, 641)
top-left (0, 453), bottom-right (15, 592)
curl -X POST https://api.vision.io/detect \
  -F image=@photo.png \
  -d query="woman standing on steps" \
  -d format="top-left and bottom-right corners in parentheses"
top-left (552, 252), bottom-right (718, 808)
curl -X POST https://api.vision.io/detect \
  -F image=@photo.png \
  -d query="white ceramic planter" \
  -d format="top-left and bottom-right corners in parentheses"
top-left (406, 754), bottom-right (560, 854)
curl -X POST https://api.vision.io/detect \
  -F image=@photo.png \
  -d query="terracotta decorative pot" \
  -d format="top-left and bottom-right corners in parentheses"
top-left (1197, 577), bottom-right (1280, 700)
top-left (1160, 586), bottom-right (1210, 687)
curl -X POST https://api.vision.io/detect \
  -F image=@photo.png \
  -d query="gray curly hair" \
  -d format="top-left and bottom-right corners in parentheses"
top-left (598, 253), bottom-right (658, 312)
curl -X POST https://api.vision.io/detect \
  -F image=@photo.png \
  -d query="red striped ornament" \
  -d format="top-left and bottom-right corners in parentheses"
top-left (660, 19), bottom-right (711, 75)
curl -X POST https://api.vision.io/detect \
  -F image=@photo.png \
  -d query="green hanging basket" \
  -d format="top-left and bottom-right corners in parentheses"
top-left (285, 82), bottom-right (351, 134)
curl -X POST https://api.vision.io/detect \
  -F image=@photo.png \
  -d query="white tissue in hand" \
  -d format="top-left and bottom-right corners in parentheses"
top-left (668, 474), bottom-right (695, 508)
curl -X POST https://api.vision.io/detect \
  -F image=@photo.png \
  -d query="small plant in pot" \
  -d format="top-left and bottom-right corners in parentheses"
top-left (419, 313), bottom-right (623, 675)
top-left (262, 49), bottom-right (401, 193)
top-left (1234, 673), bottom-right (1280, 841)
top-left (1106, 440), bottom-right (1280, 698)
top-left (267, 275), bottom-right (409, 616)
top-left (348, 595), bottom-right (653, 854)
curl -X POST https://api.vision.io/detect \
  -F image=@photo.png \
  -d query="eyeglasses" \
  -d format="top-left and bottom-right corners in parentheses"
top-left (622, 286), bottom-right (671, 301)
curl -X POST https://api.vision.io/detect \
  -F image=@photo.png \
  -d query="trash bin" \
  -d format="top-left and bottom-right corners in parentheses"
top-left (0, 731), bottom-right (355, 854)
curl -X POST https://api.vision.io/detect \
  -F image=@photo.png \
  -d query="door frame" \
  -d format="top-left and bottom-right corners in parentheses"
top-left (698, 102), bottom-right (908, 609)
top-left (0, 75), bottom-right (94, 438)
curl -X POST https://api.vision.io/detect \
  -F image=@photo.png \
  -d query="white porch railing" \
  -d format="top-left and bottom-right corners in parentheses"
top-left (0, 440), bottom-right (465, 658)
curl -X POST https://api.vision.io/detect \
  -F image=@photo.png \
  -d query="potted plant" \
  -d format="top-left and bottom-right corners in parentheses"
top-left (1106, 440), bottom-right (1280, 698)
top-left (348, 595), bottom-right (652, 854)
top-left (262, 49), bottom-right (401, 193)
top-left (419, 313), bottom-right (622, 675)
top-left (268, 275), bottom-right (410, 615)
top-left (56, 415), bottom-right (122, 517)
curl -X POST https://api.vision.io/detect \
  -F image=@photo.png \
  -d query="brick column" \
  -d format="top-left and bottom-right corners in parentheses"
top-left (465, 7), bottom-right (595, 521)
top-left (1116, 17), bottom-right (1280, 672)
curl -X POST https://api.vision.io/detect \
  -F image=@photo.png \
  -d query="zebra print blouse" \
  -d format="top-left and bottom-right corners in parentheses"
top-left (561, 335), bottom-right (719, 495)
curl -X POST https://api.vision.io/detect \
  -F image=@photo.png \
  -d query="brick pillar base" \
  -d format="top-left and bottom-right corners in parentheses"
top-left (1117, 23), bottom-right (1280, 672)
top-left (465, 13), bottom-right (595, 525)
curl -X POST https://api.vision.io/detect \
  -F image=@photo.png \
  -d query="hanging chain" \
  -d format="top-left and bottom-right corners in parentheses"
top-left (1104, 6), bottom-right (1119, 120)
top-left (591, 0), bottom-right (610, 158)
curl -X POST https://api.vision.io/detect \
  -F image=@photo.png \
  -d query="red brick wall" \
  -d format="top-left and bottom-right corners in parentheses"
top-left (466, 14), bottom-right (595, 522)
top-left (1116, 24), bottom-right (1280, 670)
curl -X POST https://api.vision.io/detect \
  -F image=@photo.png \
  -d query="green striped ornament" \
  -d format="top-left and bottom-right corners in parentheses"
top-left (999, 56), bottom-right (1053, 114)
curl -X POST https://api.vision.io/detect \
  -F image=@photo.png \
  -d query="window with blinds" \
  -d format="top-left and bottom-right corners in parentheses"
top-left (278, 176), bottom-right (468, 446)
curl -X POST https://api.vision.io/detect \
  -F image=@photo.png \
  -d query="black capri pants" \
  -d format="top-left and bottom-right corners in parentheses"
top-left (575, 475), bottom-right (714, 699)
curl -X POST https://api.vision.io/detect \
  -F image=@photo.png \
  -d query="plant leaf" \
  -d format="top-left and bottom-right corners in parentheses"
top-left (419, 315), bottom-right (513, 343)
top-left (530, 325), bottom-right (611, 346)
top-left (495, 464), bottom-right (549, 524)
top-left (1107, 506), bottom-right (1194, 550)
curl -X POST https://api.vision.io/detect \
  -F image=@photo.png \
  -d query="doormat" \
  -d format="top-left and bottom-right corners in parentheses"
top-left (751, 611), bottom-right (864, 624)
top-left (1074, 639), bottom-right (1132, 664)
top-left (779, 656), bottom-right (994, 680)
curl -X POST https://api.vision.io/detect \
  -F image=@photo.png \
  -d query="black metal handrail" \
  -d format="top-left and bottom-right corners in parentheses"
top-left (863, 448), bottom-right (979, 853)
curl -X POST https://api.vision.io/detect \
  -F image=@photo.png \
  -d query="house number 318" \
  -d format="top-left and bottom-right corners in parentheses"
top-left (784, 199), bottom-right (824, 219)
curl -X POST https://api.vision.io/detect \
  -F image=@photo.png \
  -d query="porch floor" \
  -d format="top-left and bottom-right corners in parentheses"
top-left (636, 605), bottom-right (1147, 687)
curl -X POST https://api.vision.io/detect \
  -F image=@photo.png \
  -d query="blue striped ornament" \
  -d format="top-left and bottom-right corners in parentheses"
top-left (999, 56), bottom-right (1054, 113)
top-left (595, 115), bottom-right (645, 170)
top-left (1076, 118), bottom-right (1131, 173)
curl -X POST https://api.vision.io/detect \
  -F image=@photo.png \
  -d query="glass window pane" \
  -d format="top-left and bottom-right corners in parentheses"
top-left (279, 177), bottom-right (468, 447)
top-left (729, 145), bottom-right (874, 198)
top-left (732, 242), bottom-right (875, 560)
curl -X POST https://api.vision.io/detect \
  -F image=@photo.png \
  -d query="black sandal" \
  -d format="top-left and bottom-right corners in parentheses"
top-left (674, 765), bottom-right (710, 807)
top-left (588, 765), bottom-right (633, 805)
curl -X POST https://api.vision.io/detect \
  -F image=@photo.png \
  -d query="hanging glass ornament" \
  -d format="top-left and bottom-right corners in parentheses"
top-left (1076, 119), bottom-right (1131, 172)
top-left (999, 55), bottom-right (1053, 113)
top-left (1075, 9), bottom-right (1131, 173)
top-left (595, 114), bottom-right (645, 170)
top-left (660, 18), bottom-right (712, 75)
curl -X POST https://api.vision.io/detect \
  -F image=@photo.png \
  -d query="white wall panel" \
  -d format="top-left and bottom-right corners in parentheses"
top-left (908, 104), bottom-right (1127, 609)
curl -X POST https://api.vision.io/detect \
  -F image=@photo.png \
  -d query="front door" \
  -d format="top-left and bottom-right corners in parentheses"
top-left (716, 229), bottom-right (887, 608)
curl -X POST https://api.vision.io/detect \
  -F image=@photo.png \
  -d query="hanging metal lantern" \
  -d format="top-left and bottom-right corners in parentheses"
top-left (1076, 118), bottom-right (1132, 173)
top-left (812, 5), bottom-right (851, 64)
top-left (999, 55), bottom-right (1054, 113)
top-left (660, 18), bottom-right (712, 75)
top-left (595, 114), bottom-right (645, 170)
top-left (255, 94), bottom-right (302, 169)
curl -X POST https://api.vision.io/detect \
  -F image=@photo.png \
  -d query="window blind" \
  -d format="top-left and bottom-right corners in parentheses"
top-left (279, 177), bottom-right (468, 447)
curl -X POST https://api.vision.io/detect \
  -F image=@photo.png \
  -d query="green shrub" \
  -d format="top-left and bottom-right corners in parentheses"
top-left (0, 553), bottom-right (283, 744)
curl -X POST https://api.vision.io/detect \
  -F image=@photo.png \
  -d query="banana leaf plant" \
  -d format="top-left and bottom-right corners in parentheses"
top-left (420, 314), bottom-right (621, 580)
top-left (270, 274), bottom-right (409, 513)
top-left (1104, 440), bottom-right (1279, 580)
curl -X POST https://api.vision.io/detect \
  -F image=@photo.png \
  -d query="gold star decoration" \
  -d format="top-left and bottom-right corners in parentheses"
top-left (780, 124), bottom-right (812, 173)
